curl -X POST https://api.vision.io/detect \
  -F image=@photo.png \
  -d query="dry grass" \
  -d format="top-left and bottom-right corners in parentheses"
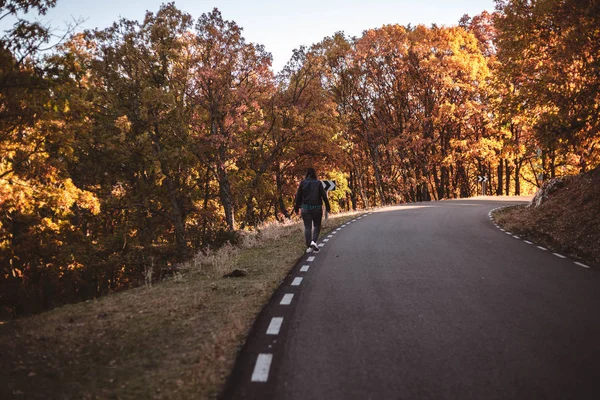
top-left (0, 210), bottom-right (363, 400)
top-left (493, 167), bottom-right (600, 267)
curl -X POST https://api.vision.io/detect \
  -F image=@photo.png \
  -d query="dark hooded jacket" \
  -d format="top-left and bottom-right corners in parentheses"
top-left (294, 177), bottom-right (331, 213)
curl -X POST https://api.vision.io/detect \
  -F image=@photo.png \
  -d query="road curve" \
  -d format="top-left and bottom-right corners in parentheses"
top-left (223, 198), bottom-right (600, 400)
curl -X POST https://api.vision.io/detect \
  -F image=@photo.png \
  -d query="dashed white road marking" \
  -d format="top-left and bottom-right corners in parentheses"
top-left (266, 317), bottom-right (283, 335)
top-left (327, 235), bottom-right (333, 238)
top-left (342, 224), bottom-right (347, 227)
top-left (291, 277), bottom-right (303, 286)
top-left (280, 294), bottom-right (294, 305)
top-left (323, 238), bottom-right (330, 242)
top-left (318, 243), bottom-right (324, 247)
top-left (492, 207), bottom-right (595, 271)
top-left (336, 228), bottom-right (341, 231)
top-left (300, 265), bottom-right (310, 272)
top-left (575, 262), bottom-right (591, 269)
top-left (251, 354), bottom-right (273, 382)
top-left (307, 256), bottom-right (315, 262)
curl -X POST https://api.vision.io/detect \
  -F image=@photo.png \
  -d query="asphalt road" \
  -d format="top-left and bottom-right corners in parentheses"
top-left (223, 198), bottom-right (600, 400)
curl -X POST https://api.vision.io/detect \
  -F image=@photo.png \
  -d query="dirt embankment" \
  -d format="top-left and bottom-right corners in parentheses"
top-left (495, 165), bottom-right (600, 266)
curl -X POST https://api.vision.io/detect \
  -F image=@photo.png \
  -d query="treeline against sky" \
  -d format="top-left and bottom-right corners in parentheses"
top-left (1, 0), bottom-right (598, 316)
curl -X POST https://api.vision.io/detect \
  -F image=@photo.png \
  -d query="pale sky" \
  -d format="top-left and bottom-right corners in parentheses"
top-left (12, 0), bottom-right (496, 72)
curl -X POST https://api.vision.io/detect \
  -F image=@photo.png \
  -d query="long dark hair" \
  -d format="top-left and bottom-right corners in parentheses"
top-left (305, 167), bottom-right (317, 179)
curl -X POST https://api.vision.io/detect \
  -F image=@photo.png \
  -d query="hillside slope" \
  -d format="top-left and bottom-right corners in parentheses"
top-left (0, 213), bottom-right (359, 399)
top-left (495, 166), bottom-right (600, 266)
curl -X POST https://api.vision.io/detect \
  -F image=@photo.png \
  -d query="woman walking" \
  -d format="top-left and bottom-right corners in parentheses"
top-left (293, 167), bottom-right (331, 253)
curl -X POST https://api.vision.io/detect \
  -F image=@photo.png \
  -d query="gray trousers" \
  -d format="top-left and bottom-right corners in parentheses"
top-left (301, 208), bottom-right (323, 246)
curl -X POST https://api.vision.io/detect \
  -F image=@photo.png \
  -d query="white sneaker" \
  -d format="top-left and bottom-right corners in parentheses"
top-left (310, 241), bottom-right (320, 253)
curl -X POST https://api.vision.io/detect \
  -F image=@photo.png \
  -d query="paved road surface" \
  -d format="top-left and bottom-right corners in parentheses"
top-left (223, 198), bottom-right (600, 399)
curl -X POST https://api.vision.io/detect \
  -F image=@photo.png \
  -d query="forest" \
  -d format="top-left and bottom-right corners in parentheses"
top-left (1, 0), bottom-right (598, 317)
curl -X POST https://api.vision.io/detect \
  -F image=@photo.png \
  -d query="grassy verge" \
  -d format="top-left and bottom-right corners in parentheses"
top-left (492, 167), bottom-right (600, 268)
top-left (494, 204), bottom-right (599, 267)
top-left (0, 211), bottom-right (362, 400)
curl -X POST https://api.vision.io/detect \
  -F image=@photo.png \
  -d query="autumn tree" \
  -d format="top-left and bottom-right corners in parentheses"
top-left (494, 0), bottom-right (600, 178)
top-left (187, 8), bottom-right (273, 231)
top-left (81, 3), bottom-right (198, 264)
top-left (9, 0), bottom-right (597, 317)
top-left (0, 0), bottom-right (103, 316)
top-left (318, 24), bottom-right (492, 205)
top-left (261, 45), bottom-right (341, 222)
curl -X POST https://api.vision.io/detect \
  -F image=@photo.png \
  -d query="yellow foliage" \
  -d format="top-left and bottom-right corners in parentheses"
top-left (115, 115), bottom-right (132, 142)
top-left (77, 190), bottom-right (101, 215)
top-left (41, 217), bottom-right (61, 233)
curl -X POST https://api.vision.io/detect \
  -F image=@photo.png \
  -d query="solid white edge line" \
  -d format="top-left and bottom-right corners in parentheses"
top-left (291, 277), bottom-right (303, 286)
top-left (537, 246), bottom-right (547, 251)
top-left (280, 294), bottom-right (294, 305)
top-left (307, 256), bottom-right (315, 262)
top-left (300, 265), bottom-right (309, 272)
top-left (266, 317), bottom-right (283, 335)
top-left (251, 354), bottom-right (273, 382)
top-left (575, 262), bottom-right (591, 269)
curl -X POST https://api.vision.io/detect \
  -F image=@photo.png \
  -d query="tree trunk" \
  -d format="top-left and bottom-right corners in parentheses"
top-left (365, 131), bottom-right (387, 205)
top-left (216, 160), bottom-right (235, 231)
top-left (505, 163), bottom-right (511, 196)
top-left (432, 165), bottom-right (442, 200)
top-left (165, 177), bottom-right (187, 259)
top-left (497, 159), bottom-right (504, 196)
top-left (348, 169), bottom-right (358, 210)
top-left (242, 181), bottom-right (257, 229)
top-left (275, 171), bottom-right (291, 219)
top-left (456, 163), bottom-right (470, 198)
top-left (515, 161), bottom-right (522, 196)
top-left (200, 167), bottom-right (211, 246)
top-left (151, 124), bottom-right (187, 259)
top-left (357, 171), bottom-right (369, 209)
top-left (441, 165), bottom-right (450, 199)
